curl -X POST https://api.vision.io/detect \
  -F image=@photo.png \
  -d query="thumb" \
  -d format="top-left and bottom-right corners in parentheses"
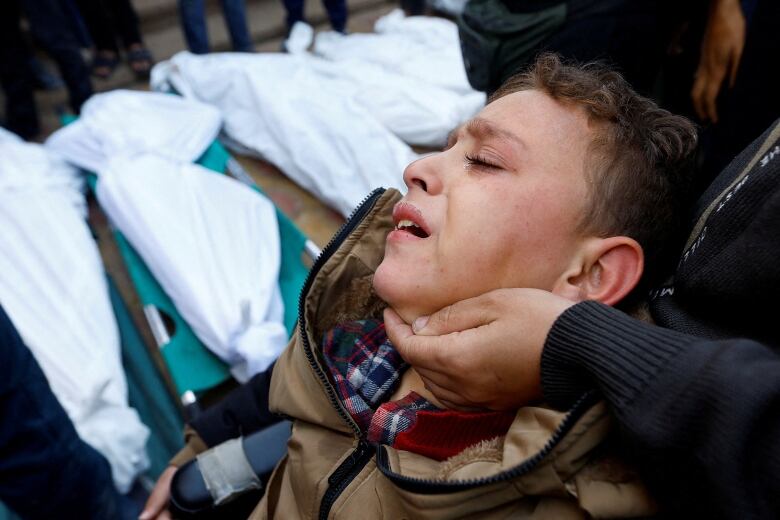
top-left (384, 307), bottom-right (449, 370)
top-left (383, 307), bottom-right (414, 346)
top-left (413, 293), bottom-right (498, 337)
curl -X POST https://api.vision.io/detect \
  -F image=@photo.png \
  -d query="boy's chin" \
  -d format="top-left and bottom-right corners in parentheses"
top-left (373, 264), bottom-right (440, 324)
top-left (373, 270), bottom-right (413, 324)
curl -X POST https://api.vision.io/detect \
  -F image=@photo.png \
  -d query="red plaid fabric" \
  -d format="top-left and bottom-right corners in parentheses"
top-left (322, 319), bottom-right (412, 432)
top-left (323, 319), bottom-right (515, 461)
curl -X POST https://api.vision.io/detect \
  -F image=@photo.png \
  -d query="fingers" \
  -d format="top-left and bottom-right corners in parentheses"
top-left (728, 40), bottom-right (744, 88)
top-left (724, 1), bottom-right (746, 88)
top-left (691, 73), bottom-right (707, 121)
top-left (383, 307), bottom-right (413, 343)
top-left (139, 466), bottom-right (177, 520)
top-left (703, 76), bottom-right (721, 124)
top-left (693, 0), bottom-right (746, 122)
top-left (384, 307), bottom-right (419, 363)
top-left (691, 70), bottom-right (723, 124)
top-left (413, 292), bottom-right (499, 337)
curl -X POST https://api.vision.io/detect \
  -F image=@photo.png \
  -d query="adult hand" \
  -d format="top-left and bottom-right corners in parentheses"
top-left (691, 0), bottom-right (746, 123)
top-left (139, 465), bottom-right (177, 520)
top-left (384, 288), bottom-right (574, 412)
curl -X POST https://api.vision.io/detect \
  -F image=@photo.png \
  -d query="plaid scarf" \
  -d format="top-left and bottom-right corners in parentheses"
top-left (323, 319), bottom-right (515, 460)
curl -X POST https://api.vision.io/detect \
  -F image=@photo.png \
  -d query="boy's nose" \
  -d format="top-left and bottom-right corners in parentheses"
top-left (402, 154), bottom-right (443, 194)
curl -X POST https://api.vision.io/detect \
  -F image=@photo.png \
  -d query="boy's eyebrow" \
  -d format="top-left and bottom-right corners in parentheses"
top-left (446, 118), bottom-right (526, 150)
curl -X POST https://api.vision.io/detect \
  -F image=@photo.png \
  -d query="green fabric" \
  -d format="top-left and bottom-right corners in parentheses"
top-left (275, 208), bottom-right (309, 334)
top-left (109, 276), bottom-right (184, 479)
top-left (197, 137), bottom-right (231, 171)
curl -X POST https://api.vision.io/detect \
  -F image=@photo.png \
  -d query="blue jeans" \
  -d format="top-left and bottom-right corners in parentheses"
top-left (178, 0), bottom-right (254, 54)
top-left (283, 0), bottom-right (347, 32)
top-left (0, 305), bottom-right (120, 519)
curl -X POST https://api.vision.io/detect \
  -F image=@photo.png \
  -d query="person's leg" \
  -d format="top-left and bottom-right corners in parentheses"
top-left (220, 0), bottom-right (254, 52)
top-left (400, 0), bottom-right (426, 16)
top-left (178, 0), bottom-right (211, 54)
top-left (322, 0), bottom-right (347, 33)
top-left (0, 305), bottom-right (121, 519)
top-left (97, 0), bottom-right (152, 77)
top-left (0, 0), bottom-right (39, 139)
top-left (74, 0), bottom-right (120, 78)
top-left (27, 56), bottom-right (64, 90)
top-left (21, 0), bottom-right (93, 113)
top-left (74, 0), bottom-right (120, 53)
top-left (106, 0), bottom-right (144, 49)
top-left (282, 0), bottom-right (306, 32)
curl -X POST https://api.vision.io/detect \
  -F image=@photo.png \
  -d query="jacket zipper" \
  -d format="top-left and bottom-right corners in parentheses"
top-left (375, 391), bottom-right (599, 493)
top-left (297, 187), bottom-right (385, 436)
top-left (318, 440), bottom-right (374, 520)
top-left (295, 188), bottom-right (385, 519)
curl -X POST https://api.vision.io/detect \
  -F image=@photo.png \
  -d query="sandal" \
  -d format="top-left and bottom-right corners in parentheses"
top-left (127, 45), bottom-right (154, 80)
top-left (91, 50), bottom-right (119, 80)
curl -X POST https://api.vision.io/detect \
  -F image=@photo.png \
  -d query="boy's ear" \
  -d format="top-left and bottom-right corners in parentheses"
top-left (553, 236), bottom-right (644, 306)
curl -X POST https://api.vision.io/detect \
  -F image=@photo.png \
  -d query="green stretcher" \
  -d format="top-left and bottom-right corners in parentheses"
top-left (94, 137), bottom-right (317, 472)
top-left (84, 137), bottom-right (314, 398)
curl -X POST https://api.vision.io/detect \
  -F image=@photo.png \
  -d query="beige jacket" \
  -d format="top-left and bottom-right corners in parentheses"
top-left (248, 188), bottom-right (656, 519)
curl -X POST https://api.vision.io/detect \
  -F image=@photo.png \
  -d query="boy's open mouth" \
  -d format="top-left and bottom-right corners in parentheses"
top-left (392, 202), bottom-right (431, 239)
top-left (395, 220), bottom-right (430, 238)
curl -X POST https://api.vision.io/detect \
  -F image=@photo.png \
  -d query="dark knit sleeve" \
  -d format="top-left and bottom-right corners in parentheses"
top-left (540, 301), bottom-right (691, 410)
top-left (540, 300), bottom-right (780, 518)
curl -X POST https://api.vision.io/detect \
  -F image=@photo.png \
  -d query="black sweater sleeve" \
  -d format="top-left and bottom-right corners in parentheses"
top-left (540, 301), bottom-right (780, 519)
top-left (190, 363), bottom-right (281, 447)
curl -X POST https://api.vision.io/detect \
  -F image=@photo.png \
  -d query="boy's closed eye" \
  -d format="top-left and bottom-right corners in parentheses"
top-left (464, 152), bottom-right (502, 171)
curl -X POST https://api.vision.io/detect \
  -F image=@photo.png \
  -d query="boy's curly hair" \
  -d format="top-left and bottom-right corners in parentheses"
top-left (491, 53), bottom-right (698, 299)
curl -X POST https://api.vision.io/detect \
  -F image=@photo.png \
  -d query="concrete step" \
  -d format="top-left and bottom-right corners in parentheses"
top-left (135, 0), bottom-right (394, 48)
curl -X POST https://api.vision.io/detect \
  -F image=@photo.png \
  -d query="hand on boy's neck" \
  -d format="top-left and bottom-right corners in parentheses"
top-left (384, 235), bottom-right (644, 411)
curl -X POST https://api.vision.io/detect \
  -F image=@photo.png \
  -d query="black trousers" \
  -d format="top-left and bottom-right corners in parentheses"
top-left (0, 1), bottom-right (38, 137)
top-left (75, 0), bottom-right (144, 53)
top-left (0, 0), bottom-right (92, 138)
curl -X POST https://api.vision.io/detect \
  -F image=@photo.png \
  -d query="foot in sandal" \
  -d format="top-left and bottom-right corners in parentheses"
top-left (127, 43), bottom-right (154, 80)
top-left (91, 50), bottom-right (119, 79)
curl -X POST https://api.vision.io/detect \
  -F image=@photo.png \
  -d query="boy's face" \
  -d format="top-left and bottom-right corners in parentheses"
top-left (373, 89), bottom-right (595, 322)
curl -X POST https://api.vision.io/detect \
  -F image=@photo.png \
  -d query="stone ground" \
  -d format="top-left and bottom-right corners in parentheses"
top-left (4, 0), bottom-right (400, 400)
